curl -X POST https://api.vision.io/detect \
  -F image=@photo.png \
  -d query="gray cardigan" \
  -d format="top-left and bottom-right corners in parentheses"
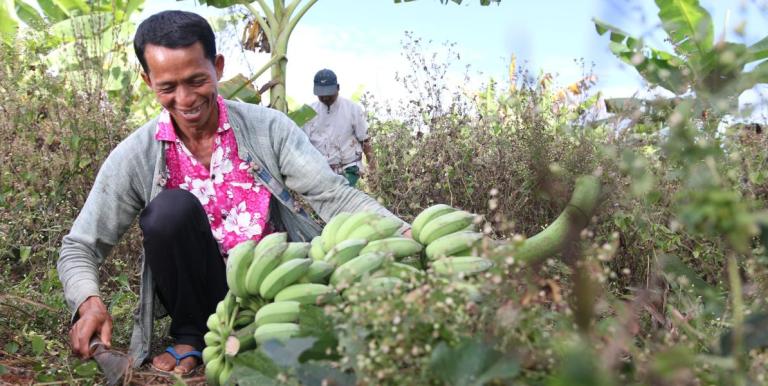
top-left (57, 100), bottom-right (400, 366)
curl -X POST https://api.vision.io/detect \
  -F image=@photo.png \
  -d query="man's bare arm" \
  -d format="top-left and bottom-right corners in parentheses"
top-left (362, 139), bottom-right (375, 171)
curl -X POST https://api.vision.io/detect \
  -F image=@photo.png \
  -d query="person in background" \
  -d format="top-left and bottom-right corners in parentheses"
top-left (57, 11), bottom-right (404, 376)
top-left (302, 69), bottom-right (374, 187)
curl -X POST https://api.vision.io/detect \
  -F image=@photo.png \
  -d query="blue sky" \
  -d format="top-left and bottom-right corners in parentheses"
top-left (141, 0), bottom-right (768, 115)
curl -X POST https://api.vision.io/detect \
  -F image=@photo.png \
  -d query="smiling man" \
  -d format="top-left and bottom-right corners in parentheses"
top-left (57, 10), bottom-right (405, 375)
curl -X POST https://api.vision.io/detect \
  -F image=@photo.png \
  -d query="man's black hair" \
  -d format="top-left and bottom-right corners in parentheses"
top-left (133, 10), bottom-right (216, 74)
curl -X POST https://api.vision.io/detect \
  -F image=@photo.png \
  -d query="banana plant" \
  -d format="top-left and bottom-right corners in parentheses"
top-left (0, 0), bottom-right (144, 93)
top-left (195, 0), bottom-right (317, 113)
top-left (593, 0), bottom-right (768, 119)
top-left (0, 0), bottom-right (142, 43)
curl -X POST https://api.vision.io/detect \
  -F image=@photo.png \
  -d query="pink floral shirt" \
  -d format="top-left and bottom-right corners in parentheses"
top-left (156, 95), bottom-right (271, 254)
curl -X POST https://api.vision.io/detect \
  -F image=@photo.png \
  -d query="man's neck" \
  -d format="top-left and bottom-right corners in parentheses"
top-left (173, 121), bottom-right (218, 143)
top-left (173, 111), bottom-right (219, 144)
top-left (323, 99), bottom-right (338, 112)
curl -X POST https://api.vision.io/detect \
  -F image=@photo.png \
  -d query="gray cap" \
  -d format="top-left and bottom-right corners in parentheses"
top-left (313, 69), bottom-right (339, 96)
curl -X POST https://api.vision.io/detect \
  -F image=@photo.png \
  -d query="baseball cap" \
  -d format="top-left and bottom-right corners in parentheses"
top-left (313, 69), bottom-right (339, 96)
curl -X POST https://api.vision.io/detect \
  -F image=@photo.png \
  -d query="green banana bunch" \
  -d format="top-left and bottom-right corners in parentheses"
top-left (411, 204), bottom-right (456, 243)
top-left (218, 362), bottom-right (233, 386)
top-left (204, 356), bottom-right (225, 385)
top-left (243, 233), bottom-right (289, 296)
top-left (359, 237), bottom-right (423, 259)
top-left (274, 283), bottom-right (337, 305)
top-left (233, 308), bottom-right (256, 329)
top-left (330, 251), bottom-right (388, 287)
top-left (224, 321), bottom-right (258, 358)
top-left (379, 261), bottom-right (425, 280)
top-left (425, 231), bottom-right (484, 260)
top-left (225, 240), bottom-right (256, 298)
top-left (259, 258), bottom-right (312, 299)
top-left (254, 322), bottom-right (300, 344)
top-left (202, 344), bottom-right (222, 364)
top-left (432, 256), bottom-right (494, 277)
top-left (213, 292), bottom-right (237, 332)
top-left (279, 242), bottom-right (311, 264)
top-left (324, 238), bottom-right (368, 266)
top-left (210, 208), bottom-right (485, 386)
top-left (236, 295), bottom-right (264, 313)
top-left (419, 210), bottom-right (478, 245)
top-left (204, 291), bottom-right (242, 386)
top-left (334, 211), bottom-right (380, 244)
top-left (254, 300), bottom-right (301, 325)
top-left (320, 211), bottom-right (353, 251)
top-left (345, 216), bottom-right (402, 242)
top-left (398, 256), bottom-right (424, 270)
top-left (309, 235), bottom-right (327, 261)
top-left (301, 260), bottom-right (335, 283)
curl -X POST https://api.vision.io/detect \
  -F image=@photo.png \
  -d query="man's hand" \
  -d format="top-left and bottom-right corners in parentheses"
top-left (362, 139), bottom-right (375, 176)
top-left (69, 296), bottom-right (112, 359)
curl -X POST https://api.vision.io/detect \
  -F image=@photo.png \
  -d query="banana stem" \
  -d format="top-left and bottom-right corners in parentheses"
top-left (510, 175), bottom-right (601, 264)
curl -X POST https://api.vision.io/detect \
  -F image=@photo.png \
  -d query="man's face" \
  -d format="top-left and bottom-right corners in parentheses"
top-left (141, 42), bottom-right (224, 134)
top-left (318, 89), bottom-right (339, 108)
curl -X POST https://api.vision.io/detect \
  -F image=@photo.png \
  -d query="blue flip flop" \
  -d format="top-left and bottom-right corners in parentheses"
top-left (151, 346), bottom-right (203, 375)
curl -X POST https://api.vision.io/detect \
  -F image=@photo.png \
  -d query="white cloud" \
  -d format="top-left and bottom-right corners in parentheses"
top-left (221, 23), bottom-right (408, 108)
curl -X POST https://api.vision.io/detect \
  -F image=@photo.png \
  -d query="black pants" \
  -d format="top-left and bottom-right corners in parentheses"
top-left (139, 189), bottom-right (227, 351)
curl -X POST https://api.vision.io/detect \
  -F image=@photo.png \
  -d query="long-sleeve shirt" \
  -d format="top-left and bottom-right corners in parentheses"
top-left (302, 97), bottom-right (369, 171)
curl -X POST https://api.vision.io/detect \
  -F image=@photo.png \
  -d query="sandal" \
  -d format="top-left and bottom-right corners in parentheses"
top-left (150, 346), bottom-right (203, 375)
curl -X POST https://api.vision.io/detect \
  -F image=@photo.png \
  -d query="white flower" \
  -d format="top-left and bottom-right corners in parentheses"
top-left (210, 147), bottom-right (234, 184)
top-left (223, 202), bottom-right (262, 238)
top-left (180, 176), bottom-right (215, 205)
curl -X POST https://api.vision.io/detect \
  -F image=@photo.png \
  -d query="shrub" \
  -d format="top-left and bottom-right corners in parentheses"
top-left (0, 28), bottom-right (144, 373)
top-left (363, 34), bottom-right (601, 240)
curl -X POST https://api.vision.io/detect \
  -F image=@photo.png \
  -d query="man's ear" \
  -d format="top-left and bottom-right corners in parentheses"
top-left (215, 54), bottom-right (225, 80)
top-left (141, 71), bottom-right (151, 88)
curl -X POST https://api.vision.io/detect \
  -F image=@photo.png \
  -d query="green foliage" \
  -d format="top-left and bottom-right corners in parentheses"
top-left (546, 341), bottom-right (612, 386)
top-left (429, 339), bottom-right (520, 385)
top-left (0, 5), bottom-right (145, 384)
top-left (594, 0), bottom-right (768, 116)
top-left (287, 104), bottom-right (317, 128)
top-left (0, 1), bottom-right (19, 44)
top-left (219, 73), bottom-right (262, 105)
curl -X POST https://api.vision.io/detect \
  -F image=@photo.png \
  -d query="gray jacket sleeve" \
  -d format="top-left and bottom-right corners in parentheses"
top-left (269, 111), bottom-right (399, 224)
top-left (57, 142), bottom-right (145, 319)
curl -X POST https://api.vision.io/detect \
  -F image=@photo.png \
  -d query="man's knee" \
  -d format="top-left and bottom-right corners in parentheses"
top-left (140, 189), bottom-right (206, 239)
